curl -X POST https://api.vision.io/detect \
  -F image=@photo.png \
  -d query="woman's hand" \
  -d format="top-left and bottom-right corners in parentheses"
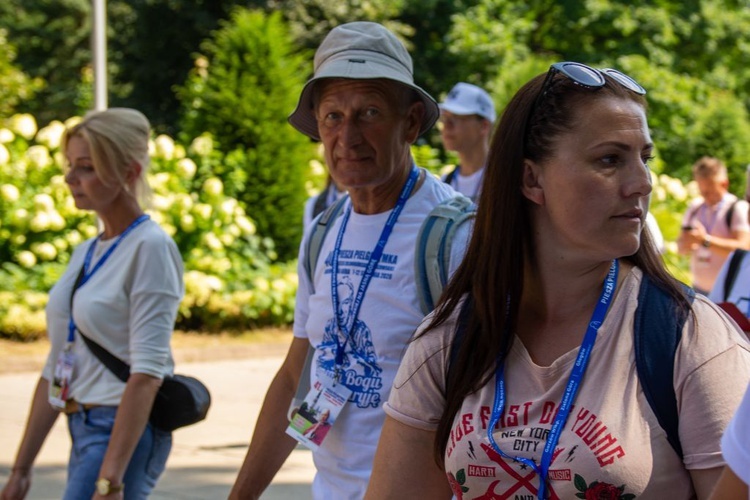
top-left (96, 373), bottom-right (162, 489)
top-left (1, 469), bottom-right (32, 500)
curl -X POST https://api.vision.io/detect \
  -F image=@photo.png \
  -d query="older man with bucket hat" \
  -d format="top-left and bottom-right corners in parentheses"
top-left (229, 22), bottom-right (471, 499)
top-left (438, 82), bottom-right (496, 202)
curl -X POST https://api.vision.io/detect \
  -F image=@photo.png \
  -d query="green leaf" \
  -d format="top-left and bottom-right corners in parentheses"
top-left (574, 474), bottom-right (587, 492)
top-left (456, 468), bottom-right (466, 485)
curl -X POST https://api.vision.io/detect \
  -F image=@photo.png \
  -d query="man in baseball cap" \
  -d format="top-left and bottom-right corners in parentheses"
top-left (230, 22), bottom-right (470, 500)
top-left (439, 82), bottom-right (496, 201)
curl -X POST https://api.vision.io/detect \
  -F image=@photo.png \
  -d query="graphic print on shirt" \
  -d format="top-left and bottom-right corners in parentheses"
top-left (318, 244), bottom-right (395, 409)
top-left (444, 402), bottom-right (635, 499)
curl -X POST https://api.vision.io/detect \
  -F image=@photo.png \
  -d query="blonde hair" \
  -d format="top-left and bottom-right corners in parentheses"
top-left (692, 156), bottom-right (727, 180)
top-left (62, 108), bottom-right (153, 206)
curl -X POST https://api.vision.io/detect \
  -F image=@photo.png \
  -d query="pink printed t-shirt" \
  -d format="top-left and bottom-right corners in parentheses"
top-left (385, 268), bottom-right (750, 499)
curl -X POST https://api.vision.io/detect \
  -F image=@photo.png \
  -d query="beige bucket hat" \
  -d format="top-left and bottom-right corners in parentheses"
top-left (288, 22), bottom-right (439, 141)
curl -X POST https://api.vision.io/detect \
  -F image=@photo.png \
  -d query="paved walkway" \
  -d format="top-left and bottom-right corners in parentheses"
top-left (0, 341), bottom-right (315, 499)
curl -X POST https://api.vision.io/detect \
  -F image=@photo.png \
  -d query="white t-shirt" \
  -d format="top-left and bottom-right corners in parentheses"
top-left (386, 268), bottom-right (750, 498)
top-left (721, 383), bottom-right (750, 493)
top-left (442, 166), bottom-right (484, 202)
top-left (709, 250), bottom-right (750, 311)
top-left (43, 219), bottom-right (184, 406)
top-left (293, 170), bottom-right (471, 499)
top-left (682, 194), bottom-right (750, 292)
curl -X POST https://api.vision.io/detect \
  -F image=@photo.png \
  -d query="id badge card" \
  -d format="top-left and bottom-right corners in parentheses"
top-left (286, 373), bottom-right (352, 451)
top-left (49, 346), bottom-right (75, 410)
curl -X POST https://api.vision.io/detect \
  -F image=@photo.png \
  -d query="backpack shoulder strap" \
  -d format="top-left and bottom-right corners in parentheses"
top-left (311, 188), bottom-right (330, 221)
top-left (303, 195), bottom-right (349, 290)
top-left (414, 194), bottom-right (476, 315)
top-left (633, 274), bottom-right (695, 459)
top-left (725, 200), bottom-right (739, 230)
top-left (443, 166), bottom-right (458, 186)
top-left (723, 249), bottom-right (748, 302)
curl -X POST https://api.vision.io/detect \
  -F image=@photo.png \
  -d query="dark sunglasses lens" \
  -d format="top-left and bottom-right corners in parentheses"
top-left (602, 69), bottom-right (647, 95)
top-left (559, 63), bottom-right (605, 88)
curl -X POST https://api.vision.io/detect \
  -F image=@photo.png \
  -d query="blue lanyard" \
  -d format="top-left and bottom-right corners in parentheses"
top-left (330, 167), bottom-right (419, 377)
top-left (487, 259), bottom-right (619, 499)
top-left (67, 214), bottom-right (150, 343)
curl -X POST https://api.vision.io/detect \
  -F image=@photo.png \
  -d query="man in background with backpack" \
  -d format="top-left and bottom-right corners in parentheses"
top-left (709, 164), bottom-right (750, 335)
top-left (438, 82), bottom-right (495, 201)
top-left (229, 22), bottom-right (472, 500)
top-left (678, 156), bottom-right (750, 294)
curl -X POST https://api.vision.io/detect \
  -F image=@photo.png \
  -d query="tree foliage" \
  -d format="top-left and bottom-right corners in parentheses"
top-left (0, 0), bottom-right (92, 125)
top-left (0, 30), bottom-right (42, 118)
top-left (107, 0), bottom-right (258, 134)
top-left (447, 0), bottom-right (750, 186)
top-left (177, 8), bottom-right (314, 260)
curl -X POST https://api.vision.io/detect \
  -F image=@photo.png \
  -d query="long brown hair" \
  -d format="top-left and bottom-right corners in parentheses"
top-left (424, 68), bottom-right (691, 465)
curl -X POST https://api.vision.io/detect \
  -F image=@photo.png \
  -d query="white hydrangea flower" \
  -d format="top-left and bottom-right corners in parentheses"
top-left (0, 128), bottom-right (15, 143)
top-left (176, 193), bottom-right (194, 210)
top-left (203, 232), bottom-right (223, 251)
top-left (154, 134), bottom-right (175, 160)
top-left (176, 158), bottom-right (197, 179)
top-left (193, 203), bottom-right (212, 220)
top-left (17, 250), bottom-right (37, 268)
top-left (35, 121), bottom-right (66, 149)
top-left (180, 214), bottom-right (196, 232)
top-left (26, 145), bottom-right (51, 168)
top-left (0, 144), bottom-right (9, 165)
top-left (151, 194), bottom-right (171, 211)
top-left (13, 208), bottom-right (29, 223)
top-left (10, 113), bottom-right (38, 140)
top-left (271, 279), bottom-right (287, 292)
top-left (0, 184), bottom-right (20, 202)
top-left (65, 230), bottom-right (83, 247)
top-left (219, 233), bottom-right (234, 246)
top-left (48, 211), bottom-right (66, 231)
top-left (190, 134), bottom-right (214, 157)
top-left (64, 116), bottom-right (82, 129)
top-left (254, 277), bottom-right (270, 293)
top-left (236, 216), bottom-right (256, 235)
top-left (33, 193), bottom-right (55, 211)
top-left (29, 212), bottom-right (51, 232)
top-left (32, 242), bottom-right (57, 261)
top-left (653, 185), bottom-right (667, 202)
top-left (173, 144), bottom-right (186, 159)
top-left (204, 275), bottom-right (224, 291)
top-left (219, 198), bottom-right (236, 215)
top-left (162, 223), bottom-right (177, 236)
top-left (52, 237), bottom-right (68, 251)
top-left (203, 177), bottom-right (223, 197)
top-left (666, 178), bottom-right (688, 202)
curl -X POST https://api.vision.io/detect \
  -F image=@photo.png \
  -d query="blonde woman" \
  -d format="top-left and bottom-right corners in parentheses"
top-left (1, 108), bottom-right (184, 500)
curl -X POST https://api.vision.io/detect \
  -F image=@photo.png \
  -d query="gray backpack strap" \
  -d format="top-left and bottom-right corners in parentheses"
top-left (290, 195), bottom-right (348, 421)
top-left (414, 195), bottom-right (476, 315)
top-left (303, 195), bottom-right (349, 291)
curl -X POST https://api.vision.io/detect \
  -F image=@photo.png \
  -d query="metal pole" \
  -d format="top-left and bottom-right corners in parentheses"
top-left (92, 0), bottom-right (107, 111)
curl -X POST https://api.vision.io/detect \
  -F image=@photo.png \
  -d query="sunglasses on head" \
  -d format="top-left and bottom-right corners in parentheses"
top-left (536, 62), bottom-right (646, 107)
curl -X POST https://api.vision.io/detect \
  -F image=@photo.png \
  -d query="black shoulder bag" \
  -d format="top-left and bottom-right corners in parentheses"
top-left (70, 266), bottom-right (211, 432)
